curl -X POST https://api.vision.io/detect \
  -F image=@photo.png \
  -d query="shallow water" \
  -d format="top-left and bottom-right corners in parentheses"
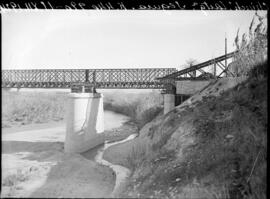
top-left (2, 110), bottom-right (129, 142)
top-left (95, 134), bottom-right (138, 196)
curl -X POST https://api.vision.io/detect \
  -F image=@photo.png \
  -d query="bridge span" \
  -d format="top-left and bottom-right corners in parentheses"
top-left (2, 68), bottom-right (177, 89)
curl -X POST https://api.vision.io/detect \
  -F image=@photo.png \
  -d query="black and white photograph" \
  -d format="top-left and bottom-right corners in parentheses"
top-left (1, 7), bottom-right (267, 199)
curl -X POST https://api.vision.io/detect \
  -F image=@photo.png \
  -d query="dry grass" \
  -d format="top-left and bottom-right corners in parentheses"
top-left (2, 91), bottom-right (67, 128)
top-left (174, 182), bottom-right (230, 199)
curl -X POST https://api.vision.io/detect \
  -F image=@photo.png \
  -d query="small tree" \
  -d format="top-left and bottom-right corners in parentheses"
top-left (184, 58), bottom-right (198, 68)
top-left (180, 58), bottom-right (198, 77)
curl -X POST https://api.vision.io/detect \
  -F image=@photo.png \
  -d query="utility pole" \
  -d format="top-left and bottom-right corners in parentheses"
top-left (225, 33), bottom-right (227, 77)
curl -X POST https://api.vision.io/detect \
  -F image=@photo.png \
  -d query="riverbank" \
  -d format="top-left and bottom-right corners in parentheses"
top-left (108, 69), bottom-right (267, 198)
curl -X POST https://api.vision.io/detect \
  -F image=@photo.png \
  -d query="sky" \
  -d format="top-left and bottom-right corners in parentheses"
top-left (2, 10), bottom-right (267, 70)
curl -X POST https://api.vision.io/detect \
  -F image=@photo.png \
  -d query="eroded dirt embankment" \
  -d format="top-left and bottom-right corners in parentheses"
top-left (103, 75), bottom-right (267, 199)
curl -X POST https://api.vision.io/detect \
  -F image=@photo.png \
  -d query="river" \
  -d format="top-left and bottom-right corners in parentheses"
top-left (104, 110), bottom-right (130, 130)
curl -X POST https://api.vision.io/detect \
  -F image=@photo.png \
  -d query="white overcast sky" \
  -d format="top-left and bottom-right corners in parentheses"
top-left (2, 10), bottom-right (267, 70)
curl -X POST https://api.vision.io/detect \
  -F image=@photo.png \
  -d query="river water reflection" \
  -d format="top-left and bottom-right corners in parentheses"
top-left (104, 110), bottom-right (130, 131)
top-left (2, 110), bottom-right (130, 142)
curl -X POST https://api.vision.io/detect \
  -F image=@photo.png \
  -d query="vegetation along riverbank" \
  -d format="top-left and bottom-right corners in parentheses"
top-left (2, 89), bottom-right (163, 132)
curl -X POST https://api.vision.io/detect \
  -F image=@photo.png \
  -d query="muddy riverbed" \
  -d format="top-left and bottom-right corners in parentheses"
top-left (1, 111), bottom-right (137, 198)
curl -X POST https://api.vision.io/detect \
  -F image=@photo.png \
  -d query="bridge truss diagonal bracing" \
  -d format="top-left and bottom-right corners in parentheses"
top-left (157, 51), bottom-right (239, 84)
top-left (1, 68), bottom-right (177, 89)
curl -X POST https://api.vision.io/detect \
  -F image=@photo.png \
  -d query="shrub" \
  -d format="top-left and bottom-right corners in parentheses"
top-left (2, 169), bottom-right (29, 187)
top-left (247, 61), bottom-right (268, 80)
top-left (136, 106), bottom-right (163, 129)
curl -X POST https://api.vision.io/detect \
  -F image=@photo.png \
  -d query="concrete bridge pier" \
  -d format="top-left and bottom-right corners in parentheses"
top-left (64, 89), bottom-right (105, 153)
top-left (163, 93), bottom-right (175, 114)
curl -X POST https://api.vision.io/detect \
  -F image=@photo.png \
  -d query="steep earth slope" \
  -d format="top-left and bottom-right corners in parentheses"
top-left (104, 63), bottom-right (267, 199)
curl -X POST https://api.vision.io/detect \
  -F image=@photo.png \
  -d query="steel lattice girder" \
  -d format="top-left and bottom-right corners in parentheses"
top-left (1, 68), bottom-right (176, 89)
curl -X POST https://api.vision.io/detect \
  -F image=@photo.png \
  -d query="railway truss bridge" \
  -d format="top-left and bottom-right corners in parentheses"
top-left (2, 51), bottom-right (238, 112)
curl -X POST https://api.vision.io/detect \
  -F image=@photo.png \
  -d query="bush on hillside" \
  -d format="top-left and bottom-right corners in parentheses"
top-left (103, 91), bottom-right (164, 129)
top-left (232, 12), bottom-right (267, 76)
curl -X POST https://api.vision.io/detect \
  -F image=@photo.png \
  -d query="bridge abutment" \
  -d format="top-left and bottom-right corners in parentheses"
top-left (163, 84), bottom-right (176, 114)
top-left (64, 92), bottom-right (105, 153)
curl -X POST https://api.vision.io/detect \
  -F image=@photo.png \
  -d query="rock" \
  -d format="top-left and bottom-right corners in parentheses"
top-left (16, 186), bottom-right (23, 190)
top-left (175, 178), bottom-right (181, 182)
top-left (225, 134), bottom-right (234, 139)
